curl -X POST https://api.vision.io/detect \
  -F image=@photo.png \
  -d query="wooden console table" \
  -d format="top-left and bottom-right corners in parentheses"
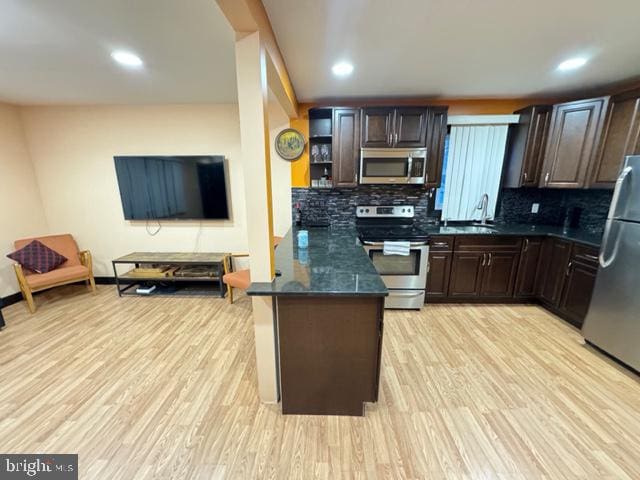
top-left (112, 252), bottom-right (229, 298)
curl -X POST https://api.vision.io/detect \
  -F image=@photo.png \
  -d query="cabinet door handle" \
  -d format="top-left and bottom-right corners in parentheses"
top-left (482, 253), bottom-right (487, 266)
top-left (544, 172), bottom-right (550, 185)
top-left (388, 132), bottom-right (393, 145)
top-left (487, 252), bottom-right (492, 266)
top-left (565, 261), bottom-right (573, 277)
top-left (523, 172), bottom-right (528, 182)
top-left (523, 238), bottom-right (529, 252)
top-left (395, 132), bottom-right (398, 144)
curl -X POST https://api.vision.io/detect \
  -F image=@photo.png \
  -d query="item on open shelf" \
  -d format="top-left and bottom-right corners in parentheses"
top-left (320, 144), bottom-right (331, 162)
top-left (126, 265), bottom-right (174, 278)
top-left (311, 144), bottom-right (320, 163)
top-left (174, 265), bottom-right (218, 278)
top-left (136, 285), bottom-right (157, 295)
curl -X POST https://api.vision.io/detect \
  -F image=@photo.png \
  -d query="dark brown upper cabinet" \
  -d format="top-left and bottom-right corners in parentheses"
top-left (361, 108), bottom-right (395, 147)
top-left (361, 107), bottom-right (428, 148)
top-left (394, 108), bottom-right (428, 147)
top-left (589, 88), bottom-right (640, 188)
top-left (503, 105), bottom-right (551, 188)
top-left (332, 108), bottom-right (361, 187)
top-left (425, 106), bottom-right (448, 188)
top-left (540, 97), bottom-right (609, 188)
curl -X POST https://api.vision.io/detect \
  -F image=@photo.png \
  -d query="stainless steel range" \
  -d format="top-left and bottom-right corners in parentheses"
top-left (357, 205), bottom-right (430, 309)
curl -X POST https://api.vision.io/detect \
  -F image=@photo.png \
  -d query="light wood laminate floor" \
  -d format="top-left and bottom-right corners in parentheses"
top-left (0, 286), bottom-right (639, 479)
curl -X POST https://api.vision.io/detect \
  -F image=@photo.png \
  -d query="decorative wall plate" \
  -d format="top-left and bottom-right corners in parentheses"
top-left (275, 128), bottom-right (306, 161)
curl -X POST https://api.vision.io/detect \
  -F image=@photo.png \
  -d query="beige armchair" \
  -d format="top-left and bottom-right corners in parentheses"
top-left (222, 236), bottom-right (283, 304)
top-left (12, 234), bottom-right (96, 313)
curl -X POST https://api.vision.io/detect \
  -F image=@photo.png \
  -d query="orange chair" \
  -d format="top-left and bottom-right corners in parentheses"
top-left (223, 236), bottom-right (282, 304)
top-left (12, 234), bottom-right (96, 313)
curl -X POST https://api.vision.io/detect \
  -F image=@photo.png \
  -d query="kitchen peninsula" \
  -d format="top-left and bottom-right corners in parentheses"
top-left (247, 227), bottom-right (388, 416)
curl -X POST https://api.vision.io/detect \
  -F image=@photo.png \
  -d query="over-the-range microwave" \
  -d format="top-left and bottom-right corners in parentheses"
top-left (359, 148), bottom-right (428, 184)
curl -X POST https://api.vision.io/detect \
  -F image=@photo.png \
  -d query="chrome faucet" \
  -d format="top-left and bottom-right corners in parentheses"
top-left (477, 193), bottom-right (490, 225)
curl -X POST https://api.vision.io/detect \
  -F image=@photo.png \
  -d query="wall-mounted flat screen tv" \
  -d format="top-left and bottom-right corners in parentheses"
top-left (114, 155), bottom-right (229, 220)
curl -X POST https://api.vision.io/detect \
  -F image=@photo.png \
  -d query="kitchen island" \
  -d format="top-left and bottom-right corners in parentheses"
top-left (247, 227), bottom-right (388, 416)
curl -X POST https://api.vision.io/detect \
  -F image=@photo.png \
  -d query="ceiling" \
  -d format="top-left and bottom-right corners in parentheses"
top-left (263, 0), bottom-right (640, 102)
top-left (0, 0), bottom-right (237, 104)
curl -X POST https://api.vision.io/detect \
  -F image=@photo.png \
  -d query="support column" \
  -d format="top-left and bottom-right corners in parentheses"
top-left (235, 31), bottom-right (278, 402)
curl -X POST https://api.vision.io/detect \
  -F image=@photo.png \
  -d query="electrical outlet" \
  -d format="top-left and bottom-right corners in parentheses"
top-left (531, 203), bottom-right (540, 214)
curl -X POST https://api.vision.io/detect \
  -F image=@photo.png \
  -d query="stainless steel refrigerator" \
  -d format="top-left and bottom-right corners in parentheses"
top-left (582, 155), bottom-right (640, 371)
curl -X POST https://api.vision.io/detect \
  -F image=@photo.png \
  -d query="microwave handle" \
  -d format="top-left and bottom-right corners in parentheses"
top-left (406, 156), bottom-right (413, 183)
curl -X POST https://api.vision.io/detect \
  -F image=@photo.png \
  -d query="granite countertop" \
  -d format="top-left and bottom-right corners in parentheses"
top-left (246, 227), bottom-right (388, 297)
top-left (423, 223), bottom-right (603, 248)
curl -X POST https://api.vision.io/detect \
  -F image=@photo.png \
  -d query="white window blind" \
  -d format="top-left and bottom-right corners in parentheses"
top-left (441, 124), bottom-right (510, 221)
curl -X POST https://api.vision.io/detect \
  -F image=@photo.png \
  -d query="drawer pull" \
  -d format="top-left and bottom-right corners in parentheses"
top-left (583, 254), bottom-right (598, 261)
top-left (433, 241), bottom-right (449, 247)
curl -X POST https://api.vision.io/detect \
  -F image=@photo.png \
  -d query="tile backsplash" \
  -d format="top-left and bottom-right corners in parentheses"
top-left (495, 188), bottom-right (612, 234)
top-left (292, 186), bottom-right (613, 234)
top-left (291, 186), bottom-right (436, 228)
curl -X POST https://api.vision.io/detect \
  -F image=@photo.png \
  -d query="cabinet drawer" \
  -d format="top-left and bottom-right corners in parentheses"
top-left (454, 235), bottom-right (522, 252)
top-left (429, 236), bottom-right (454, 252)
top-left (571, 243), bottom-right (599, 268)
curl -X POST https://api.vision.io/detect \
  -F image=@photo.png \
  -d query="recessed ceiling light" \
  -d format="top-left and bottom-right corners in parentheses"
top-left (332, 62), bottom-right (354, 76)
top-left (111, 50), bottom-right (144, 68)
top-left (557, 57), bottom-right (588, 71)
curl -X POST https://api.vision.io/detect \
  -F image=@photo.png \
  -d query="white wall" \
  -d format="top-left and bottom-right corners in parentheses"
top-left (268, 94), bottom-right (292, 236)
top-left (20, 104), bottom-right (249, 277)
top-left (0, 103), bottom-right (49, 297)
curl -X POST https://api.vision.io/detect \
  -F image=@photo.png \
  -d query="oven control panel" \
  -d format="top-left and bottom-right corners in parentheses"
top-left (356, 205), bottom-right (414, 218)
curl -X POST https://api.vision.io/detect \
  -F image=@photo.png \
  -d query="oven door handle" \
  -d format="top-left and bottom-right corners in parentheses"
top-left (388, 291), bottom-right (425, 297)
top-left (363, 241), bottom-right (429, 247)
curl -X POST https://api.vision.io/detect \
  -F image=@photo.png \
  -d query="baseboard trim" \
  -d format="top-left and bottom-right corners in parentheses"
top-left (1, 291), bottom-right (24, 308)
top-left (1, 277), bottom-right (116, 308)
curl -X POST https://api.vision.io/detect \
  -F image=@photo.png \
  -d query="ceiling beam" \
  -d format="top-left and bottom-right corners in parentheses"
top-left (216, 0), bottom-right (298, 118)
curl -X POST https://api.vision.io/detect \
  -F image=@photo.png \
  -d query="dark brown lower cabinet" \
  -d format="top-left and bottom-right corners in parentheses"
top-left (480, 252), bottom-right (520, 297)
top-left (449, 252), bottom-right (484, 297)
top-left (426, 252), bottom-right (452, 298)
top-left (514, 237), bottom-right (544, 298)
top-left (537, 238), bottom-right (572, 305)
top-left (425, 234), bottom-right (599, 327)
top-left (535, 238), bottom-right (599, 327)
top-left (446, 236), bottom-right (521, 300)
top-left (277, 295), bottom-right (384, 416)
top-left (558, 262), bottom-right (598, 328)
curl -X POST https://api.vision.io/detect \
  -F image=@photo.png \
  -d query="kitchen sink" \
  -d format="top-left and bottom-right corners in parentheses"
top-left (461, 226), bottom-right (499, 234)
top-left (441, 225), bottom-right (499, 234)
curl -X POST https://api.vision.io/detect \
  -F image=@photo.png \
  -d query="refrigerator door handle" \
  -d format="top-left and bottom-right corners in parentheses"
top-left (607, 166), bottom-right (633, 220)
top-left (600, 166), bottom-right (633, 269)
top-left (600, 220), bottom-right (622, 269)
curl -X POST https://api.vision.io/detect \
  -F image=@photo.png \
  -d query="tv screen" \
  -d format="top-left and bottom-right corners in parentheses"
top-left (114, 155), bottom-right (229, 220)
